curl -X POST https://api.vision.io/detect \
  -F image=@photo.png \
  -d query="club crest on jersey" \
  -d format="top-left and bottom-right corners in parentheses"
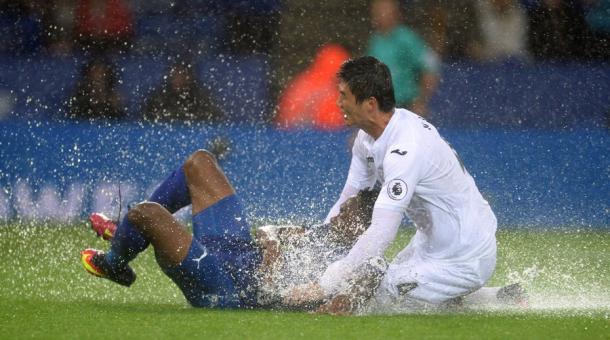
top-left (387, 179), bottom-right (407, 200)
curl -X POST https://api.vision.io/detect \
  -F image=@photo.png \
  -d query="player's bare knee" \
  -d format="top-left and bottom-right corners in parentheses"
top-left (127, 201), bottom-right (164, 230)
top-left (184, 149), bottom-right (218, 177)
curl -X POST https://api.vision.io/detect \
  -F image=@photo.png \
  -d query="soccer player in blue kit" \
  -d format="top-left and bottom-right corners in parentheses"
top-left (81, 149), bottom-right (384, 310)
top-left (82, 150), bottom-right (261, 308)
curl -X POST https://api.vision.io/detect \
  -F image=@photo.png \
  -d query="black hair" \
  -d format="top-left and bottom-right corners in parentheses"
top-left (337, 56), bottom-right (395, 112)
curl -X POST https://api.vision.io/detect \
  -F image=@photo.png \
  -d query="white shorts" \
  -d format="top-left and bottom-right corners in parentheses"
top-left (373, 245), bottom-right (497, 307)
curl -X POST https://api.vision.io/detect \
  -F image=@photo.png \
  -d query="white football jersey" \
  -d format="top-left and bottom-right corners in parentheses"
top-left (346, 108), bottom-right (496, 261)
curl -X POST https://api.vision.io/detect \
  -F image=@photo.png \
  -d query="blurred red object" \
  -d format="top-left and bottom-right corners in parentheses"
top-left (276, 43), bottom-right (350, 130)
top-left (75, 0), bottom-right (133, 42)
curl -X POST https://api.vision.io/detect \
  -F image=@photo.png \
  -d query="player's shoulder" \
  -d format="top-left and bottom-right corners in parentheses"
top-left (388, 109), bottom-right (428, 139)
top-left (383, 109), bottom-right (429, 153)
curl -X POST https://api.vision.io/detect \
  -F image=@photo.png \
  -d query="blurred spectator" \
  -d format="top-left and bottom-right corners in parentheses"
top-left (74, 0), bottom-right (133, 54)
top-left (526, 0), bottom-right (591, 59)
top-left (0, 0), bottom-right (43, 55)
top-left (367, 0), bottom-right (440, 117)
top-left (585, 0), bottom-right (610, 59)
top-left (223, 0), bottom-right (281, 54)
top-left (67, 58), bottom-right (126, 120)
top-left (403, 1), bottom-right (486, 61)
top-left (403, 1), bottom-right (448, 56)
top-left (475, 0), bottom-right (530, 60)
top-left (275, 43), bottom-right (350, 130)
top-left (39, 0), bottom-right (76, 57)
top-left (142, 62), bottom-right (225, 123)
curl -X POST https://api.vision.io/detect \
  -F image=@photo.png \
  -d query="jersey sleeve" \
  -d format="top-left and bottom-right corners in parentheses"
top-left (345, 131), bottom-right (376, 189)
top-left (374, 142), bottom-right (422, 212)
top-left (324, 132), bottom-right (376, 223)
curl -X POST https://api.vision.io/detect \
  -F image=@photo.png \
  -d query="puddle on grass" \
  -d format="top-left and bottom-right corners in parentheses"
top-left (1, 225), bottom-right (608, 316)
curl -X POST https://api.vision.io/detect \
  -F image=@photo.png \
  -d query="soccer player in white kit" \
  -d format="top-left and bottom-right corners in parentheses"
top-left (285, 56), bottom-right (499, 309)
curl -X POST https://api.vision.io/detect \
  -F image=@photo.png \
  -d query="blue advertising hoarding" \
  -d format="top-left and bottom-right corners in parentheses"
top-left (1, 121), bottom-right (608, 228)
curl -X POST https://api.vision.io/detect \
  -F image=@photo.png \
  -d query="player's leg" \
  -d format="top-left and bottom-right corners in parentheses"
top-left (102, 152), bottom-right (195, 269)
top-left (126, 202), bottom-right (192, 266)
top-left (82, 161), bottom-right (191, 285)
top-left (183, 149), bottom-right (234, 214)
top-left (83, 149), bottom-right (213, 285)
top-left (126, 148), bottom-right (249, 264)
top-left (186, 151), bottom-right (260, 306)
top-left (184, 150), bottom-right (252, 245)
top-left (126, 201), bottom-right (242, 307)
top-left (462, 283), bottom-right (528, 307)
top-left (373, 252), bottom-right (502, 312)
top-left (128, 151), bottom-right (258, 307)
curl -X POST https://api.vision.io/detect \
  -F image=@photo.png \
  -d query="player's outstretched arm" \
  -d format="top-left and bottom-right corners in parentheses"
top-left (282, 282), bottom-right (326, 309)
top-left (283, 256), bottom-right (388, 315)
top-left (327, 188), bottom-right (379, 247)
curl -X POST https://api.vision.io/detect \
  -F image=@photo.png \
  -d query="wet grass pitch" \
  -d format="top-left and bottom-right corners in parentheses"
top-left (1, 224), bottom-right (609, 339)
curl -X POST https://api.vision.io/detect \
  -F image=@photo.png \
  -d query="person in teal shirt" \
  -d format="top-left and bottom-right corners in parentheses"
top-left (586, 0), bottom-right (610, 59)
top-left (367, 0), bottom-right (440, 117)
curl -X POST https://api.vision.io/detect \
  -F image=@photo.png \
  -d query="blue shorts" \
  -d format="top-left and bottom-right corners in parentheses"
top-left (161, 195), bottom-right (260, 308)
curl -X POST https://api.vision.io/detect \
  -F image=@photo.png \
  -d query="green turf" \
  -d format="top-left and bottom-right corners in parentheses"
top-left (1, 224), bottom-right (609, 339)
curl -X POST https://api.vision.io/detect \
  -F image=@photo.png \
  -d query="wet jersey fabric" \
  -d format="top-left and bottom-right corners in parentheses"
top-left (162, 195), bottom-right (261, 308)
top-left (347, 108), bottom-right (496, 262)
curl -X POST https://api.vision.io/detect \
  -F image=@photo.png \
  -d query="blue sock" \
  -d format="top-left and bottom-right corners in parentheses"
top-left (106, 166), bottom-right (191, 268)
top-left (105, 216), bottom-right (148, 268)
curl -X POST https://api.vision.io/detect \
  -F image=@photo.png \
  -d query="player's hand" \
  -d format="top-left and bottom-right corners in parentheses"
top-left (283, 282), bottom-right (325, 307)
top-left (316, 294), bottom-right (354, 315)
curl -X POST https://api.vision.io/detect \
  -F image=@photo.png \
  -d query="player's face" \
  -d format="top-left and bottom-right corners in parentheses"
top-left (337, 81), bottom-right (367, 128)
